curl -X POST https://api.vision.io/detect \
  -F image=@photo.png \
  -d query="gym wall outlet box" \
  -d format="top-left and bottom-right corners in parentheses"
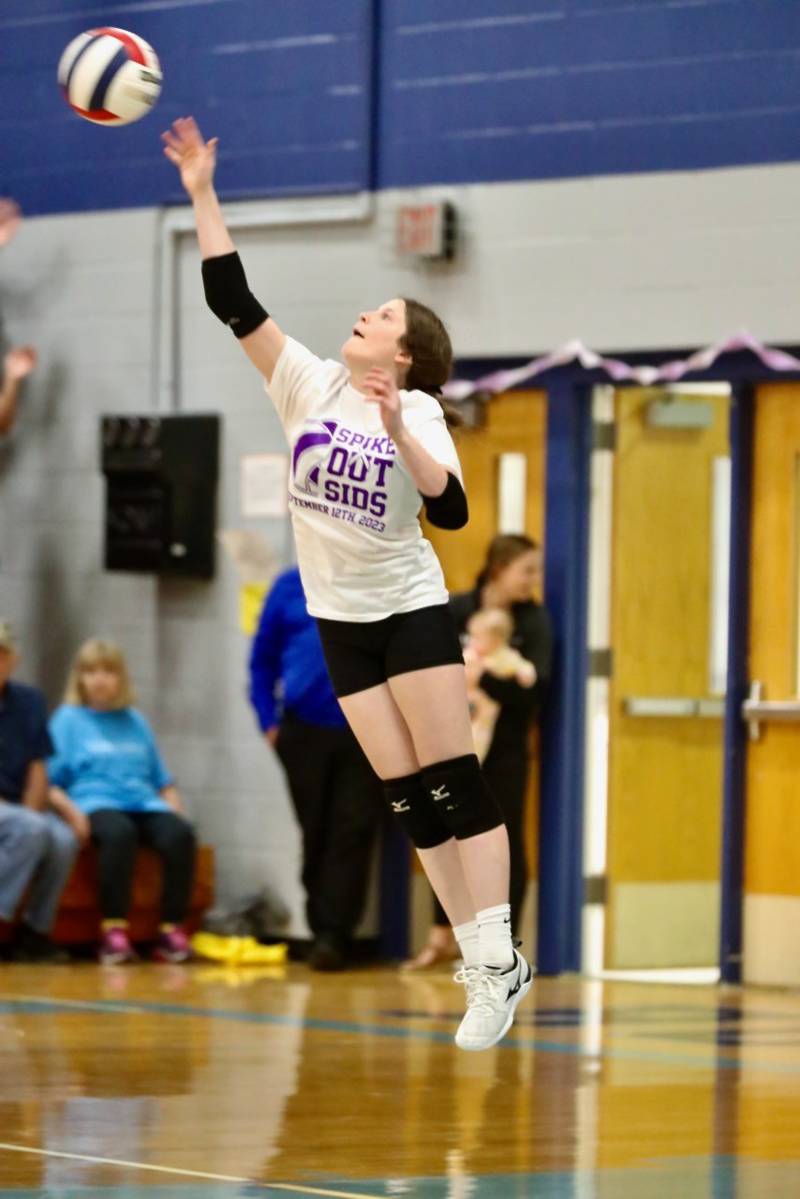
top-left (645, 398), bottom-right (714, 429)
top-left (101, 413), bottom-right (220, 578)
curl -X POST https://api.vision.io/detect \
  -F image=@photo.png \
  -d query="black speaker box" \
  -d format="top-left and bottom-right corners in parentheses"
top-left (101, 414), bottom-right (220, 578)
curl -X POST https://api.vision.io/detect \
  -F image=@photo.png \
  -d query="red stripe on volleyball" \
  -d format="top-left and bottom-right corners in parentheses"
top-left (88, 26), bottom-right (147, 65)
top-left (68, 99), bottom-right (120, 122)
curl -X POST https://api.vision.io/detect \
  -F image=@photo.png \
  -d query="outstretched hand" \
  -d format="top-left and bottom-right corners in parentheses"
top-left (0, 198), bottom-right (21, 248)
top-left (161, 117), bottom-right (219, 198)
top-left (4, 346), bottom-right (37, 382)
top-left (364, 368), bottom-right (405, 441)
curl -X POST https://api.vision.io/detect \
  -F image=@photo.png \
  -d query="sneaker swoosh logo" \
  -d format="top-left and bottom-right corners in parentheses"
top-left (506, 963), bottom-right (532, 1002)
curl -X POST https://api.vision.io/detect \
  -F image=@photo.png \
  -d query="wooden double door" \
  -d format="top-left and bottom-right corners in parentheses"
top-left (604, 380), bottom-right (800, 981)
top-left (741, 383), bottom-right (800, 986)
top-left (605, 387), bottom-right (730, 968)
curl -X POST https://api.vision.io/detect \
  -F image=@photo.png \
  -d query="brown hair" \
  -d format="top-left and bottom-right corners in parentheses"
top-left (400, 297), bottom-right (461, 426)
top-left (64, 638), bottom-right (135, 708)
top-left (476, 534), bottom-right (540, 589)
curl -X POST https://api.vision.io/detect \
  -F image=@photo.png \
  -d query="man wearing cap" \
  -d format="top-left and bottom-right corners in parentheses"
top-left (0, 621), bottom-right (79, 961)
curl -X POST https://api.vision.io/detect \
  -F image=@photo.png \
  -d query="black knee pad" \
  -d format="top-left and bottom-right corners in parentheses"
top-left (421, 754), bottom-right (504, 841)
top-left (382, 772), bottom-right (452, 849)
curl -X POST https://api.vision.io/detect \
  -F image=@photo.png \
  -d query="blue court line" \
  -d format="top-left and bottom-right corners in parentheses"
top-left (5, 1159), bottom-right (800, 1199)
top-left (5, 993), bottom-right (800, 1077)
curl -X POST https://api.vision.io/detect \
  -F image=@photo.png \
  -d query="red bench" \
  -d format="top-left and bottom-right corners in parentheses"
top-left (0, 844), bottom-right (215, 945)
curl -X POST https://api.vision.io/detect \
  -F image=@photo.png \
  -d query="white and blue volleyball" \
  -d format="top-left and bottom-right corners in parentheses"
top-left (58, 27), bottom-right (162, 126)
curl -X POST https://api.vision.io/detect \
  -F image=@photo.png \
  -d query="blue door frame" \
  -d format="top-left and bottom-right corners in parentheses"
top-left (538, 379), bottom-right (592, 975)
top-left (380, 351), bottom-right (800, 977)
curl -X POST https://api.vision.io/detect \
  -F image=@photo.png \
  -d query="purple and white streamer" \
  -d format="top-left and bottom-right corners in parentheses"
top-left (443, 329), bottom-right (800, 402)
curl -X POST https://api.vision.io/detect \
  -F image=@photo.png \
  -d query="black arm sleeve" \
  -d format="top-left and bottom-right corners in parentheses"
top-left (421, 471), bottom-right (468, 530)
top-left (478, 606), bottom-right (554, 711)
top-left (201, 251), bottom-right (269, 340)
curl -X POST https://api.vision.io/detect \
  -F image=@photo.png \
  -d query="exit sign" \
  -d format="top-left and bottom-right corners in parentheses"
top-left (396, 202), bottom-right (457, 260)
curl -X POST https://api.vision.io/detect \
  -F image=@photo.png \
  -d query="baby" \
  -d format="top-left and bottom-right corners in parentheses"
top-left (463, 608), bottom-right (536, 761)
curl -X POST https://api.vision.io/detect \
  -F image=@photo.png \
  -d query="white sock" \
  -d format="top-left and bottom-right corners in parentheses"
top-left (452, 919), bottom-right (480, 968)
top-left (476, 903), bottom-right (514, 970)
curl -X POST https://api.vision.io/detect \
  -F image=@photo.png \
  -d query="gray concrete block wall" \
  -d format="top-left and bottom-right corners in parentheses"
top-left (0, 204), bottom-right (310, 932)
top-left (3, 163), bottom-right (799, 937)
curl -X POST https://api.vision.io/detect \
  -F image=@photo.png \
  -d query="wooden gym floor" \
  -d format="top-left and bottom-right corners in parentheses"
top-left (1, 961), bottom-right (799, 1197)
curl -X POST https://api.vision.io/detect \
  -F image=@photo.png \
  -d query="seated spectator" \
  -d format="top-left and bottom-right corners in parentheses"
top-left (249, 566), bottom-right (383, 971)
top-left (0, 620), bottom-right (78, 961)
top-left (47, 638), bottom-right (196, 965)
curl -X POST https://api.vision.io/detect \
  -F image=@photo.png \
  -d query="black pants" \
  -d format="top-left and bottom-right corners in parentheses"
top-left (432, 746), bottom-right (530, 934)
top-left (89, 809), bottom-right (197, 924)
top-left (276, 715), bottom-right (383, 941)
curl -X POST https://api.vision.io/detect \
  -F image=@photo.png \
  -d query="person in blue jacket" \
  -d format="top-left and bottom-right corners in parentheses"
top-left (249, 567), bottom-right (383, 971)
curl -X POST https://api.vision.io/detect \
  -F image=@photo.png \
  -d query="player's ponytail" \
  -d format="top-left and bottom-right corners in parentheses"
top-left (400, 298), bottom-right (461, 427)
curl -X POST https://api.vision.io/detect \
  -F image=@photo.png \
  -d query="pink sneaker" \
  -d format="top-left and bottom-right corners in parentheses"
top-left (152, 927), bottom-right (192, 963)
top-left (98, 927), bottom-right (136, 965)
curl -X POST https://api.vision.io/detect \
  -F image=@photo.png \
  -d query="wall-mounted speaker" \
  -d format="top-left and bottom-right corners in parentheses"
top-left (101, 414), bottom-right (220, 578)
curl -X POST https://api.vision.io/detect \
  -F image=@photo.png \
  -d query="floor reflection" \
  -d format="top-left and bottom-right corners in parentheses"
top-left (0, 966), bottom-right (798, 1198)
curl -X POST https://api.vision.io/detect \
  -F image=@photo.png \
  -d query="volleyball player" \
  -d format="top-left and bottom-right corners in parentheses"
top-left (162, 117), bottom-right (532, 1050)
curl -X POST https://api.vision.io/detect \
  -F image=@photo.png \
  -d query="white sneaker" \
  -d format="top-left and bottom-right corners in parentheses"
top-left (453, 949), bottom-right (533, 1051)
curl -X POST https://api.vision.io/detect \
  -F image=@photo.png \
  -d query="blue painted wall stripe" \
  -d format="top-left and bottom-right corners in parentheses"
top-left (3, 0), bottom-right (800, 215)
top-left (2, 1), bottom-right (374, 215)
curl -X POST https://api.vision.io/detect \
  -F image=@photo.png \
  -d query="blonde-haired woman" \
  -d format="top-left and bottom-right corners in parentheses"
top-left (47, 639), bottom-right (196, 965)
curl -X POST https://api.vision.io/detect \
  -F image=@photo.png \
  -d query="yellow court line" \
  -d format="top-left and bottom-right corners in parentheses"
top-left (0, 1142), bottom-right (385, 1199)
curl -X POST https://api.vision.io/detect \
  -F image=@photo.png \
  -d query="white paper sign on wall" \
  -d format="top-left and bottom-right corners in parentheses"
top-left (240, 453), bottom-right (288, 518)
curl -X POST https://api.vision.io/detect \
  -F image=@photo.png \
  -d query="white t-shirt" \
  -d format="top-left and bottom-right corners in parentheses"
top-left (266, 336), bottom-right (463, 622)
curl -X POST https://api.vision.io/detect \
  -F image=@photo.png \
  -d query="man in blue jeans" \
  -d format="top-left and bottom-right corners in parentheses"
top-left (0, 621), bottom-right (79, 961)
top-left (249, 568), bottom-right (383, 971)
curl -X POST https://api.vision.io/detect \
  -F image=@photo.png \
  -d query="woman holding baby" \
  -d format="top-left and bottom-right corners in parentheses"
top-left (404, 534), bottom-right (554, 969)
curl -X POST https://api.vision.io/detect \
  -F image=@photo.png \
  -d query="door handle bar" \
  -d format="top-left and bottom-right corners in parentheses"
top-left (623, 697), bottom-right (725, 718)
top-left (741, 681), bottom-right (800, 741)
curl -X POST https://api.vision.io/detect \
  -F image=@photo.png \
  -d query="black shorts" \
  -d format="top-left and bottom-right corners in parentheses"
top-left (316, 603), bottom-right (464, 698)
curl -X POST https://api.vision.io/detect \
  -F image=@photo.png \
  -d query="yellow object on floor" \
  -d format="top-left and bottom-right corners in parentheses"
top-left (190, 931), bottom-right (288, 965)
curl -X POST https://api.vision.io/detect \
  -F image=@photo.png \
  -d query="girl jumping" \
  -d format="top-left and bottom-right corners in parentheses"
top-left (162, 117), bottom-right (532, 1050)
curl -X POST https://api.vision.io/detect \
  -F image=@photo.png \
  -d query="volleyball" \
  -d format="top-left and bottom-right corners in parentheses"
top-left (58, 28), bottom-right (162, 126)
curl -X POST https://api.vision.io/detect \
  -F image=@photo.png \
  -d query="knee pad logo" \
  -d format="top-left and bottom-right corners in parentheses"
top-left (430, 784), bottom-right (456, 811)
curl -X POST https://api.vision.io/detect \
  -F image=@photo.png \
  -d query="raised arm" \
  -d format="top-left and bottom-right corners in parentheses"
top-left (161, 117), bottom-right (286, 382)
top-left (0, 346), bottom-right (37, 436)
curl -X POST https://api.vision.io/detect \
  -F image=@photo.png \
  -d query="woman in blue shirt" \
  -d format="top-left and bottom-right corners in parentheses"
top-left (47, 639), bottom-right (196, 965)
